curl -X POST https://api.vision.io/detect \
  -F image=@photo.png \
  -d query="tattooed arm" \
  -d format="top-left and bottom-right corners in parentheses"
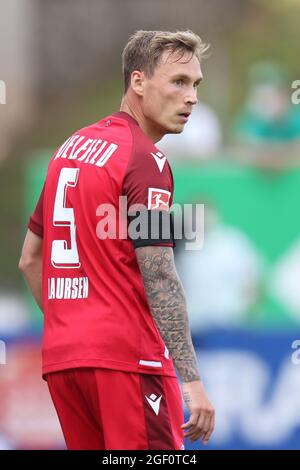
top-left (135, 245), bottom-right (215, 444)
top-left (136, 245), bottom-right (198, 381)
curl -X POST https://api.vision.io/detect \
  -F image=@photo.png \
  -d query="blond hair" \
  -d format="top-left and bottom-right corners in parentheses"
top-left (122, 30), bottom-right (209, 92)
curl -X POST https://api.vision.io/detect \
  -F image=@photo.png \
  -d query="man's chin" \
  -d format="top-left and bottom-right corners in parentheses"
top-left (165, 123), bottom-right (185, 135)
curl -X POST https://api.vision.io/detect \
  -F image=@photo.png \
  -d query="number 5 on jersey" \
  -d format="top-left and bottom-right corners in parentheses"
top-left (51, 167), bottom-right (81, 268)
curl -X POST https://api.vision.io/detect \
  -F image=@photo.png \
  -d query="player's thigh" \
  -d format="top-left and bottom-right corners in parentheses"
top-left (47, 369), bottom-right (105, 450)
top-left (95, 369), bottom-right (184, 450)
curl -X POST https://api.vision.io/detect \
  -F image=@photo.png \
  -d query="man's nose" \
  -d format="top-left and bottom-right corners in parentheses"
top-left (185, 87), bottom-right (198, 105)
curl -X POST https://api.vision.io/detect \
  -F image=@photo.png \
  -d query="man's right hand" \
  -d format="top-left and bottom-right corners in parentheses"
top-left (181, 381), bottom-right (215, 445)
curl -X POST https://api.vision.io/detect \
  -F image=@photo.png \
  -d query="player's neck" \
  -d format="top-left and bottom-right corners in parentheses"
top-left (120, 96), bottom-right (163, 144)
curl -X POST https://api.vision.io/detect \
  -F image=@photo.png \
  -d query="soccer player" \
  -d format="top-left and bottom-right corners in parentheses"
top-left (19, 30), bottom-right (215, 450)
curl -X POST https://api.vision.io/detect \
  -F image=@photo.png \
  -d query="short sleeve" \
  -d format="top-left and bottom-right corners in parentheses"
top-left (123, 141), bottom-right (174, 212)
top-left (28, 185), bottom-right (45, 238)
top-left (122, 131), bottom-right (174, 248)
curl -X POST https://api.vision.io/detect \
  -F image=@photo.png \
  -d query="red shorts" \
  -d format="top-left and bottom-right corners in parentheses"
top-left (46, 368), bottom-right (184, 450)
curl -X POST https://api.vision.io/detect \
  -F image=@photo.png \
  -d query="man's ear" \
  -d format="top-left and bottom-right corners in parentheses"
top-left (130, 70), bottom-right (145, 97)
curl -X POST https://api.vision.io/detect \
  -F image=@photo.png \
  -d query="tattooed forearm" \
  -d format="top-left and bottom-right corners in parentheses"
top-left (135, 245), bottom-right (200, 383)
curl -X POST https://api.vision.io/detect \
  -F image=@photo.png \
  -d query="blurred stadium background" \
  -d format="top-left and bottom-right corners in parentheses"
top-left (1, 0), bottom-right (300, 450)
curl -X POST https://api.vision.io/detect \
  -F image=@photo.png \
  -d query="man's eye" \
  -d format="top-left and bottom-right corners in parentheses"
top-left (175, 79), bottom-right (183, 86)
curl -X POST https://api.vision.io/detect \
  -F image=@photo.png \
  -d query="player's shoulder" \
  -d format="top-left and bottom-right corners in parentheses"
top-left (99, 111), bottom-right (167, 167)
top-left (130, 128), bottom-right (169, 175)
top-left (127, 132), bottom-right (170, 179)
top-left (50, 113), bottom-right (132, 164)
top-left (68, 112), bottom-right (132, 140)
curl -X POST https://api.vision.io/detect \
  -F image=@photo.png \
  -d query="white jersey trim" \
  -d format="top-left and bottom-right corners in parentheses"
top-left (139, 360), bottom-right (163, 368)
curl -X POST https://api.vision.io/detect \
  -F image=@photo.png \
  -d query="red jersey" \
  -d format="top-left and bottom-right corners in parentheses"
top-left (28, 111), bottom-right (176, 378)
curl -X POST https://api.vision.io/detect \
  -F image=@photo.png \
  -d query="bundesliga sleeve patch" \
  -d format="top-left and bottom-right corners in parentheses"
top-left (148, 188), bottom-right (171, 211)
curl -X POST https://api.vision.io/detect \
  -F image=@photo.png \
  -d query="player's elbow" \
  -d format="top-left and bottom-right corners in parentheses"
top-left (18, 253), bottom-right (36, 273)
top-left (19, 231), bottom-right (43, 274)
top-left (18, 254), bottom-right (28, 273)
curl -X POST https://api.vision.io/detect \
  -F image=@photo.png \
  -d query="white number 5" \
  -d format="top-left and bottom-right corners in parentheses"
top-left (51, 167), bottom-right (81, 268)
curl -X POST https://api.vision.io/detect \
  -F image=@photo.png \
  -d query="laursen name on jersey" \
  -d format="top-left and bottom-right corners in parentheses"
top-left (48, 276), bottom-right (89, 300)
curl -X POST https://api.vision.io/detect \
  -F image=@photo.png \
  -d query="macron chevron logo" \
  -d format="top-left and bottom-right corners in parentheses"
top-left (150, 151), bottom-right (167, 173)
top-left (145, 393), bottom-right (162, 416)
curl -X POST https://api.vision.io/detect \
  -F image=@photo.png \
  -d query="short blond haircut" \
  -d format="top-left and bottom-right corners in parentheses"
top-left (122, 30), bottom-right (209, 92)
